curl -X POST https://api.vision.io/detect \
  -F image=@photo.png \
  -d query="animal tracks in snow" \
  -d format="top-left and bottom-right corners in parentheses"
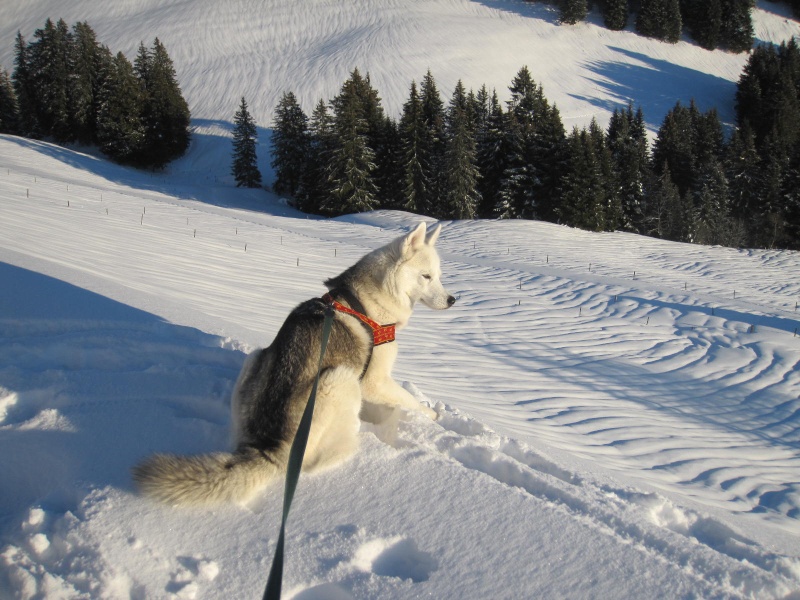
top-left (286, 528), bottom-right (439, 600)
top-left (366, 389), bottom-right (800, 595)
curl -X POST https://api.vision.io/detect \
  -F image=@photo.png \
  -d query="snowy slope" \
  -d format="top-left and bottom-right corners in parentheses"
top-left (1, 135), bottom-right (800, 598)
top-left (2, 0), bottom-right (800, 186)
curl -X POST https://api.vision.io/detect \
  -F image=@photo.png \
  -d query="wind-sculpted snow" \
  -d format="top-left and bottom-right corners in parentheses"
top-left (1, 136), bottom-right (800, 597)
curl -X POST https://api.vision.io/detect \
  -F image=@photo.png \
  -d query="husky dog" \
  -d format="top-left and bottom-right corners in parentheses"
top-left (132, 222), bottom-right (455, 506)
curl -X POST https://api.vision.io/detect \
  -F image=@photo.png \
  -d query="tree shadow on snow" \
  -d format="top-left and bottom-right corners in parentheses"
top-left (469, 0), bottom-right (561, 25)
top-left (572, 46), bottom-right (738, 132)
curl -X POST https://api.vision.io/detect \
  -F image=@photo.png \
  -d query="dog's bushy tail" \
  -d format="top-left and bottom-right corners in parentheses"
top-left (132, 448), bottom-right (280, 506)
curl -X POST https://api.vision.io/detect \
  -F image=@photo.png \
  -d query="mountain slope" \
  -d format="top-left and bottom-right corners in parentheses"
top-left (1, 135), bottom-right (799, 598)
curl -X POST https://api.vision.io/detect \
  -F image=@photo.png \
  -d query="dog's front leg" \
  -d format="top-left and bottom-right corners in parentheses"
top-left (360, 344), bottom-right (437, 419)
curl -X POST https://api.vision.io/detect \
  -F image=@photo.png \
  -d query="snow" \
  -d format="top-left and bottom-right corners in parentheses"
top-left (1, 0), bottom-right (800, 597)
top-left (1, 133), bottom-right (800, 598)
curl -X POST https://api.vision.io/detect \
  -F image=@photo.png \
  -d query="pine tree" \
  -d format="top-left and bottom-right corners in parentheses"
top-left (736, 40), bottom-right (800, 150)
top-left (720, 0), bottom-right (754, 54)
top-left (652, 101), bottom-right (696, 197)
top-left (69, 21), bottom-right (109, 144)
top-left (134, 38), bottom-right (191, 168)
top-left (231, 97), bottom-right (262, 188)
top-left (682, 0), bottom-right (722, 50)
top-left (600, 0), bottom-right (628, 30)
top-left (693, 158), bottom-right (732, 245)
top-left (499, 66), bottom-right (562, 220)
top-left (443, 80), bottom-right (480, 219)
top-left (559, 0), bottom-right (588, 24)
top-left (0, 69), bottom-right (19, 134)
top-left (607, 103), bottom-right (649, 231)
top-left (375, 116), bottom-right (404, 209)
top-left (754, 135), bottom-right (789, 248)
top-left (12, 31), bottom-right (39, 136)
top-left (636, 0), bottom-right (681, 43)
top-left (590, 118), bottom-right (621, 231)
top-left (298, 99), bottom-right (335, 214)
top-left (559, 126), bottom-right (606, 231)
top-left (399, 80), bottom-right (429, 214)
top-left (325, 75), bottom-right (379, 215)
top-left (782, 141), bottom-right (800, 249)
top-left (724, 124), bottom-right (761, 229)
top-left (26, 18), bottom-right (73, 141)
top-left (271, 91), bottom-right (308, 196)
top-left (420, 70), bottom-right (447, 216)
top-left (476, 89), bottom-right (507, 218)
top-left (96, 52), bottom-right (145, 163)
top-left (643, 164), bottom-right (688, 241)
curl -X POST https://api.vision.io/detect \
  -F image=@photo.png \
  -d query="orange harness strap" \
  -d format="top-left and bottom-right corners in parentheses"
top-left (321, 293), bottom-right (396, 346)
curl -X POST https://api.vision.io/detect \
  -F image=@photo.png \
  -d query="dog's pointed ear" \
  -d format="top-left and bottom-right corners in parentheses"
top-left (425, 224), bottom-right (441, 246)
top-left (402, 222), bottom-right (427, 255)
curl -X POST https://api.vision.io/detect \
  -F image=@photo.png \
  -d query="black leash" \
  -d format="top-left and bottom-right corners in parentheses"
top-left (263, 303), bottom-right (335, 600)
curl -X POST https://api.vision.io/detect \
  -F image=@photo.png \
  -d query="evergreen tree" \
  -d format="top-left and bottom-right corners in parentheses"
top-left (607, 103), bottom-right (649, 231)
top-left (443, 80), bottom-right (480, 219)
top-left (754, 135), bottom-right (789, 248)
top-left (681, 0), bottom-right (722, 50)
top-left (636, 0), bottom-right (681, 43)
top-left (271, 91), bottom-right (309, 197)
top-left (134, 38), bottom-right (191, 168)
top-left (231, 97), bottom-right (262, 188)
top-left (782, 141), bottom-right (800, 249)
top-left (476, 89), bottom-right (508, 218)
top-left (498, 66), bottom-right (566, 220)
top-left (26, 18), bottom-right (73, 141)
top-left (420, 70), bottom-right (447, 215)
top-left (399, 80), bottom-right (429, 214)
top-left (590, 118), bottom-right (621, 231)
top-left (559, 126), bottom-right (606, 231)
top-left (0, 69), bottom-right (19, 134)
top-left (375, 116), bottom-right (404, 209)
top-left (559, 0), bottom-right (589, 24)
top-left (693, 158), bottom-right (732, 245)
top-left (643, 164), bottom-right (688, 241)
top-left (735, 40), bottom-right (800, 149)
top-left (96, 52), bottom-right (145, 163)
top-left (600, 0), bottom-right (628, 30)
top-left (325, 73), bottom-right (379, 215)
top-left (724, 123), bottom-right (761, 230)
top-left (69, 22), bottom-right (109, 144)
top-left (12, 31), bottom-right (39, 136)
top-left (298, 99), bottom-right (335, 214)
top-left (720, 0), bottom-right (755, 53)
top-left (652, 101), bottom-right (696, 197)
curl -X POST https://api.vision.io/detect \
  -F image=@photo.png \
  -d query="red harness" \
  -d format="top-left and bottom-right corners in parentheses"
top-left (322, 293), bottom-right (396, 346)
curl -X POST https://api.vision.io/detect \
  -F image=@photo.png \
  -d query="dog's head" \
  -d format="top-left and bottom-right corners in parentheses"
top-left (392, 222), bottom-right (455, 310)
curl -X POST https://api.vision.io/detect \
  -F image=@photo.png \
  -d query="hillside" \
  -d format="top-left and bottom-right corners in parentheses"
top-left (2, 0), bottom-right (799, 186)
top-left (1, 135), bottom-right (799, 598)
top-left (2, 1), bottom-right (800, 597)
